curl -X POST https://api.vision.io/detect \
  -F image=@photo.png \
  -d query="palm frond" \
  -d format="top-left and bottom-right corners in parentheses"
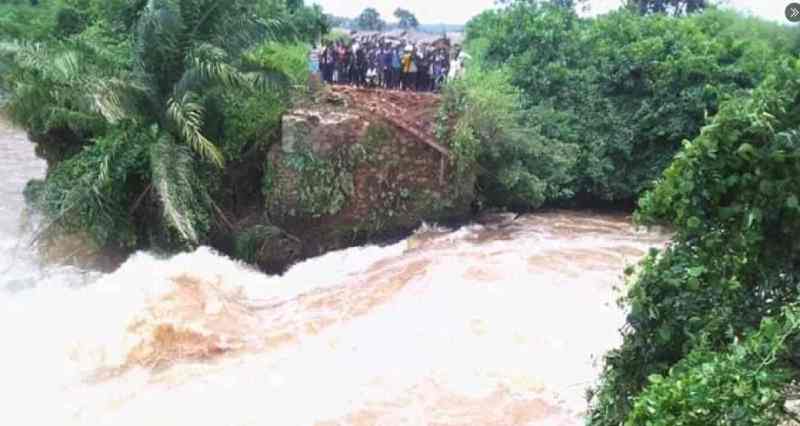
top-left (134, 0), bottom-right (185, 96)
top-left (92, 79), bottom-right (131, 124)
top-left (174, 43), bottom-right (289, 97)
top-left (15, 44), bottom-right (84, 83)
top-left (175, 46), bottom-right (244, 95)
top-left (188, 58), bottom-right (241, 87)
top-left (0, 40), bottom-right (23, 57)
top-left (166, 90), bottom-right (224, 167)
top-left (195, 1), bottom-right (294, 57)
top-left (43, 106), bottom-right (106, 135)
top-left (98, 152), bottom-right (113, 186)
top-left (186, 45), bottom-right (239, 83)
top-left (51, 50), bottom-right (81, 81)
top-left (212, 14), bottom-right (265, 57)
top-left (150, 133), bottom-right (206, 246)
top-left (3, 41), bottom-right (116, 130)
top-left (257, 17), bottom-right (296, 43)
top-left (91, 77), bottom-right (153, 124)
top-left (190, 42), bottom-right (229, 63)
top-left (14, 43), bottom-right (50, 73)
top-left (181, 0), bottom-right (284, 56)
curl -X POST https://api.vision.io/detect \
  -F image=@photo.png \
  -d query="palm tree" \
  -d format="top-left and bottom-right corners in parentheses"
top-left (4, 0), bottom-right (290, 248)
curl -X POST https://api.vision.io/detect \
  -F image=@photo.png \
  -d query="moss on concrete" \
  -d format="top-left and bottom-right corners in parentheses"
top-left (256, 103), bottom-right (477, 272)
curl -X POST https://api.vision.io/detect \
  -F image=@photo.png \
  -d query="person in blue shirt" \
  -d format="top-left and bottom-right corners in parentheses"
top-left (382, 45), bottom-right (393, 89)
top-left (390, 47), bottom-right (402, 90)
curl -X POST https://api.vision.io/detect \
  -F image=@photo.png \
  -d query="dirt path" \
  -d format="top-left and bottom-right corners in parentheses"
top-left (329, 86), bottom-right (451, 158)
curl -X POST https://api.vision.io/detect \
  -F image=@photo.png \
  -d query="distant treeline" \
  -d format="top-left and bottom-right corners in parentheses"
top-left (326, 14), bottom-right (465, 34)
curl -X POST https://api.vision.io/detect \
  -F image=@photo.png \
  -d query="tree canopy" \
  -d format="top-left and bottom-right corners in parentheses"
top-left (462, 2), bottom-right (798, 206)
top-left (393, 8), bottom-right (419, 29)
top-left (626, 0), bottom-right (708, 15)
top-left (356, 7), bottom-right (385, 31)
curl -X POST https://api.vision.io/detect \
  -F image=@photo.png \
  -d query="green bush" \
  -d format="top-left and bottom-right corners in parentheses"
top-left (33, 126), bottom-right (148, 248)
top-left (0, 0), bottom-right (136, 42)
top-left (255, 0), bottom-right (329, 44)
top-left (439, 64), bottom-right (578, 209)
top-left (249, 42), bottom-right (311, 88)
top-left (465, 3), bottom-right (798, 204)
top-left (589, 59), bottom-right (800, 425)
top-left (0, 2), bottom-right (58, 41)
top-left (55, 6), bottom-right (87, 38)
top-left (216, 84), bottom-right (287, 162)
top-left (218, 41), bottom-right (315, 162)
top-left (627, 307), bottom-right (800, 425)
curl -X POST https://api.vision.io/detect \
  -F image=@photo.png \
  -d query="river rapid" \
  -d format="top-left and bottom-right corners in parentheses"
top-left (0, 121), bottom-right (668, 425)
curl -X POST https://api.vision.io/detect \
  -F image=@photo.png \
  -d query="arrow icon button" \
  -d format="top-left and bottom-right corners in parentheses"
top-left (787, 3), bottom-right (800, 22)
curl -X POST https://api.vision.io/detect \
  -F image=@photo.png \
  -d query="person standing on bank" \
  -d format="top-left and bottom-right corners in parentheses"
top-left (392, 46), bottom-right (402, 90)
top-left (310, 45), bottom-right (320, 74)
top-left (407, 46), bottom-right (418, 92)
top-left (382, 44), bottom-right (393, 89)
top-left (401, 46), bottom-right (413, 91)
top-left (355, 45), bottom-right (368, 87)
top-left (416, 47), bottom-right (428, 91)
top-left (319, 43), bottom-right (328, 82)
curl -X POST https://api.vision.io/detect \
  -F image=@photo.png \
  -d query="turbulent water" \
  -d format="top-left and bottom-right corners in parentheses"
top-left (0, 121), bottom-right (668, 425)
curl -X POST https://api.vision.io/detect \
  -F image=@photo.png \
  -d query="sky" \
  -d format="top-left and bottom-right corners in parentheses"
top-left (310, 0), bottom-right (793, 25)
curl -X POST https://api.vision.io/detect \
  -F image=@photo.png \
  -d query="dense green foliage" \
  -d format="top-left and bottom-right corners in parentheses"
top-left (0, 1), bottom-right (58, 41)
top-left (626, 306), bottom-right (800, 425)
top-left (464, 1), bottom-right (798, 206)
top-left (438, 63), bottom-right (578, 209)
top-left (255, 0), bottom-right (328, 43)
top-left (588, 58), bottom-right (800, 425)
top-left (1, 0), bottom-right (323, 254)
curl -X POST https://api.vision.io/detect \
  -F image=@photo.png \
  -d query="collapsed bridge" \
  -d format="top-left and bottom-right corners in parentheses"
top-left (243, 85), bottom-right (475, 272)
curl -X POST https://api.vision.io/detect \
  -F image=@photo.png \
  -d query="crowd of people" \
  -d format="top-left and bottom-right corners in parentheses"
top-left (310, 33), bottom-right (468, 93)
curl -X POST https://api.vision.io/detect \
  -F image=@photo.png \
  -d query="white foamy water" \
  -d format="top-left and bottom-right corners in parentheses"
top-left (0, 122), bottom-right (668, 425)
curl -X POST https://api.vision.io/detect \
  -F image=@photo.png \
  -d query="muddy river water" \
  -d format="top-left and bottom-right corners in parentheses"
top-left (0, 121), bottom-right (668, 425)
